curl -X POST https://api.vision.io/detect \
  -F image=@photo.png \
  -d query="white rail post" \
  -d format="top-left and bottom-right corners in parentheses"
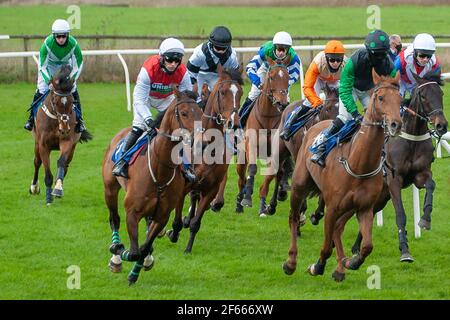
top-left (412, 185), bottom-right (421, 238)
top-left (117, 53), bottom-right (131, 112)
top-left (299, 63), bottom-right (305, 100)
top-left (376, 211), bottom-right (383, 227)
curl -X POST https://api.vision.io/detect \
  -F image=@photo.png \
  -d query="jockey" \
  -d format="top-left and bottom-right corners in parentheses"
top-left (112, 38), bottom-right (196, 182)
top-left (388, 34), bottom-right (402, 62)
top-left (239, 31), bottom-right (301, 128)
top-left (187, 26), bottom-right (240, 107)
top-left (311, 30), bottom-right (397, 167)
top-left (280, 40), bottom-right (347, 140)
top-left (395, 33), bottom-right (441, 98)
top-left (24, 19), bottom-right (86, 133)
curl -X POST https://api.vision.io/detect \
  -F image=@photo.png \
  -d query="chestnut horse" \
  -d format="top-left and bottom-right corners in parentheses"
top-left (283, 70), bottom-right (402, 282)
top-left (258, 84), bottom-right (339, 217)
top-left (350, 72), bottom-right (448, 262)
top-left (235, 57), bottom-right (291, 213)
top-left (102, 88), bottom-right (203, 284)
top-left (166, 66), bottom-right (243, 253)
top-left (29, 65), bottom-right (92, 205)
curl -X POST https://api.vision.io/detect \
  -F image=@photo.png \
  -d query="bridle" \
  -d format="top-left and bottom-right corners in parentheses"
top-left (362, 82), bottom-right (401, 129)
top-left (260, 63), bottom-right (289, 113)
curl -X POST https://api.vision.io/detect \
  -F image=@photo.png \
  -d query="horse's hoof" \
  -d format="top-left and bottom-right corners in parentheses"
top-left (351, 247), bottom-right (360, 256)
top-left (343, 256), bottom-right (362, 270)
top-left (182, 216), bottom-right (190, 228)
top-left (418, 218), bottom-right (431, 231)
top-left (307, 264), bottom-right (317, 276)
top-left (127, 274), bottom-right (138, 286)
top-left (400, 252), bottom-right (414, 263)
top-left (29, 184), bottom-right (40, 195)
top-left (277, 190), bottom-right (288, 202)
top-left (51, 188), bottom-right (63, 198)
top-left (157, 229), bottom-right (166, 238)
top-left (299, 213), bottom-right (307, 227)
top-left (166, 230), bottom-right (179, 243)
top-left (143, 255), bottom-right (154, 271)
top-left (282, 262), bottom-right (296, 275)
top-left (235, 204), bottom-right (244, 213)
top-left (210, 201), bottom-right (224, 212)
top-left (241, 198), bottom-right (252, 207)
top-left (332, 270), bottom-right (346, 282)
top-left (267, 204), bottom-right (276, 215)
top-left (109, 260), bottom-right (122, 273)
top-left (109, 243), bottom-right (125, 255)
top-left (259, 213), bottom-right (267, 218)
top-left (184, 248), bottom-right (192, 255)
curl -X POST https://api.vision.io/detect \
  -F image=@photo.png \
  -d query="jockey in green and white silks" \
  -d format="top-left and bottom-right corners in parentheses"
top-left (239, 31), bottom-right (301, 128)
top-left (24, 19), bottom-right (86, 133)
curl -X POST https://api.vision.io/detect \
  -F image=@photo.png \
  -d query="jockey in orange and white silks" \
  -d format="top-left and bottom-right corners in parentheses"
top-left (112, 38), bottom-right (196, 182)
top-left (279, 40), bottom-right (347, 141)
top-left (394, 33), bottom-right (441, 97)
top-left (187, 26), bottom-right (240, 102)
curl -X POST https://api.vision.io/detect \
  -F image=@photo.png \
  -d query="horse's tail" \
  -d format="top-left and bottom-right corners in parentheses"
top-left (79, 130), bottom-right (93, 143)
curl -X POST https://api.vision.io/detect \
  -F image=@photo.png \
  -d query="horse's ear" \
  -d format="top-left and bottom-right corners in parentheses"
top-left (172, 84), bottom-right (181, 99)
top-left (238, 63), bottom-right (243, 75)
top-left (217, 63), bottom-right (223, 75)
top-left (411, 71), bottom-right (422, 84)
top-left (372, 68), bottom-right (381, 85)
top-left (266, 56), bottom-right (275, 66)
top-left (392, 70), bottom-right (401, 85)
top-left (283, 55), bottom-right (291, 66)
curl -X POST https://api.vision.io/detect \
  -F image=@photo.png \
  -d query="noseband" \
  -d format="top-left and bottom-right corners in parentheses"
top-left (202, 79), bottom-right (240, 128)
top-left (261, 63), bottom-right (289, 113)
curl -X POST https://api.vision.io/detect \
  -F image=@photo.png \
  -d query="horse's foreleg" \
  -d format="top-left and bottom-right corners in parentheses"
top-left (52, 144), bottom-right (74, 198)
top-left (258, 174), bottom-right (274, 216)
top-left (310, 195), bottom-right (325, 226)
top-left (344, 209), bottom-right (374, 271)
top-left (242, 163), bottom-right (257, 208)
top-left (39, 145), bottom-right (53, 205)
top-left (185, 192), bottom-right (214, 254)
top-left (30, 142), bottom-right (42, 195)
top-left (183, 190), bottom-right (199, 228)
top-left (210, 173), bottom-right (227, 212)
top-left (388, 176), bottom-right (414, 262)
top-left (167, 197), bottom-right (185, 243)
top-left (118, 210), bottom-right (140, 263)
top-left (332, 211), bottom-right (353, 282)
top-left (278, 156), bottom-right (293, 201)
top-left (105, 178), bottom-right (124, 273)
top-left (236, 162), bottom-right (248, 213)
top-left (417, 173), bottom-right (434, 231)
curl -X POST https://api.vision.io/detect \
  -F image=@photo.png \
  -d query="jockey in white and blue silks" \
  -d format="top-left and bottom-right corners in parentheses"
top-left (187, 26), bottom-right (240, 107)
top-left (239, 31), bottom-right (301, 127)
top-left (394, 33), bottom-right (441, 98)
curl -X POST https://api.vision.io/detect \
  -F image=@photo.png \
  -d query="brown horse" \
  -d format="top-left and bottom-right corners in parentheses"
top-left (258, 84), bottom-right (339, 217)
top-left (283, 70), bottom-right (402, 282)
top-left (29, 65), bottom-right (92, 205)
top-left (102, 88), bottom-right (203, 284)
top-left (166, 66), bottom-right (243, 253)
top-left (235, 57), bottom-right (291, 213)
top-left (350, 72), bottom-right (448, 262)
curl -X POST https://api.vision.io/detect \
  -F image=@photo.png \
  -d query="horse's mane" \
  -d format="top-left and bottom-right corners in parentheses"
top-left (223, 68), bottom-right (244, 85)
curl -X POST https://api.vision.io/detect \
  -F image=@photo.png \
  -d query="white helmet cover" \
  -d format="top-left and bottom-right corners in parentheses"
top-left (159, 38), bottom-right (185, 56)
top-left (273, 31), bottom-right (292, 46)
top-left (413, 33), bottom-right (436, 51)
top-left (52, 19), bottom-right (70, 34)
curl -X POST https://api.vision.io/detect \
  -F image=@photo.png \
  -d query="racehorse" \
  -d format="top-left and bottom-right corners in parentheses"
top-left (350, 72), bottom-right (448, 262)
top-left (29, 64), bottom-right (92, 205)
top-left (283, 70), bottom-right (402, 282)
top-left (166, 65), bottom-right (243, 253)
top-left (102, 88), bottom-right (203, 284)
top-left (258, 84), bottom-right (339, 217)
top-left (235, 57), bottom-right (291, 213)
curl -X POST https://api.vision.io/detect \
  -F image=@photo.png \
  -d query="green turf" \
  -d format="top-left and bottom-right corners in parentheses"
top-left (0, 81), bottom-right (449, 300)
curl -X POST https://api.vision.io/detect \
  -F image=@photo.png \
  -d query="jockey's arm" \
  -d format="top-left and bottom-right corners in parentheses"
top-left (246, 50), bottom-right (264, 87)
top-left (287, 55), bottom-right (301, 88)
top-left (303, 61), bottom-right (323, 108)
top-left (179, 71), bottom-right (194, 93)
top-left (339, 58), bottom-right (358, 115)
top-left (133, 68), bottom-right (153, 121)
top-left (224, 49), bottom-right (240, 70)
top-left (39, 42), bottom-right (51, 84)
top-left (70, 43), bottom-right (83, 81)
top-left (187, 45), bottom-right (203, 84)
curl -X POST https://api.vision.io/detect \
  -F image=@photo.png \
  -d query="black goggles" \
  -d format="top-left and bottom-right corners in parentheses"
top-left (213, 45), bottom-right (228, 52)
top-left (328, 57), bottom-right (343, 63)
top-left (370, 50), bottom-right (387, 58)
top-left (54, 34), bottom-right (68, 39)
top-left (164, 55), bottom-right (182, 63)
top-left (417, 53), bottom-right (432, 59)
top-left (275, 45), bottom-right (290, 52)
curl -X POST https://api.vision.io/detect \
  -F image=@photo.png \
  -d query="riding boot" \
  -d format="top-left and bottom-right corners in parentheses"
top-left (310, 118), bottom-right (344, 167)
top-left (280, 104), bottom-right (311, 141)
top-left (182, 164), bottom-right (197, 183)
top-left (24, 91), bottom-right (44, 131)
top-left (112, 127), bottom-right (143, 178)
top-left (72, 90), bottom-right (87, 133)
top-left (238, 97), bottom-right (254, 128)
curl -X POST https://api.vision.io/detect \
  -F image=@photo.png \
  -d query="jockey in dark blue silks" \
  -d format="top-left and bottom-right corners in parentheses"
top-left (24, 19), bottom-right (86, 134)
top-left (112, 38), bottom-right (197, 182)
top-left (239, 31), bottom-right (301, 128)
top-left (280, 40), bottom-right (347, 141)
top-left (310, 29), bottom-right (397, 167)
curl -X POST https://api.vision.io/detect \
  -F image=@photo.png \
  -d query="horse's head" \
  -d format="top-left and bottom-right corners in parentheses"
top-left (205, 64), bottom-right (244, 131)
top-left (367, 69), bottom-right (402, 136)
top-left (263, 57), bottom-right (290, 111)
top-left (411, 72), bottom-right (448, 137)
top-left (319, 84), bottom-right (339, 121)
top-left (49, 65), bottom-right (75, 136)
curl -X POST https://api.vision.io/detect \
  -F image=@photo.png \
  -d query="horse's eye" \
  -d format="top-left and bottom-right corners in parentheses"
top-left (181, 111), bottom-right (188, 117)
top-left (378, 96), bottom-right (384, 102)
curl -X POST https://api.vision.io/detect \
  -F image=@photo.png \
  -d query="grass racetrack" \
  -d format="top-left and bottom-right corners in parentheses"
top-left (0, 5), bottom-right (449, 300)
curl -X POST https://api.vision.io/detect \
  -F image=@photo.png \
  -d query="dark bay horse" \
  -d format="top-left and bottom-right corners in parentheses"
top-left (102, 88), bottom-right (203, 284)
top-left (283, 70), bottom-right (402, 282)
top-left (350, 72), bottom-right (448, 262)
top-left (236, 57), bottom-right (291, 213)
top-left (166, 66), bottom-right (243, 253)
top-left (29, 65), bottom-right (92, 205)
top-left (258, 84), bottom-right (339, 217)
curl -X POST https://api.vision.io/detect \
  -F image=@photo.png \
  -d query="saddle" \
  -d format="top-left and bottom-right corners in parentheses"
top-left (309, 119), bottom-right (360, 158)
top-left (111, 134), bottom-right (150, 166)
top-left (283, 106), bottom-right (320, 136)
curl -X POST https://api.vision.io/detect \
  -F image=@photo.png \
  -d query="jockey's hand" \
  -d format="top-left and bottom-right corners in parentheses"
top-left (351, 111), bottom-right (363, 123)
top-left (48, 83), bottom-right (54, 91)
top-left (144, 117), bottom-right (156, 130)
top-left (315, 104), bottom-right (324, 111)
